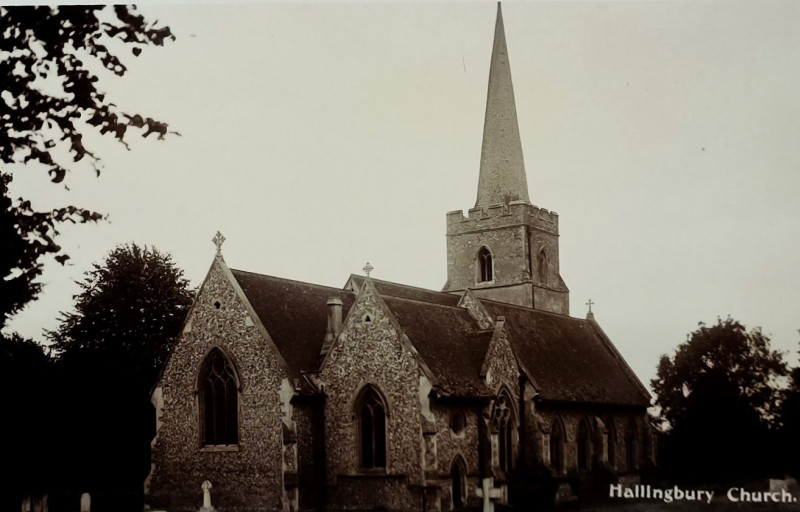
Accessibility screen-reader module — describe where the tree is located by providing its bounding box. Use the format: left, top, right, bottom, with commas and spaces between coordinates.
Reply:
0, 6, 175, 327
779, 338, 800, 477
0, 333, 53, 508
651, 317, 788, 481
45, 244, 192, 509
49, 243, 193, 388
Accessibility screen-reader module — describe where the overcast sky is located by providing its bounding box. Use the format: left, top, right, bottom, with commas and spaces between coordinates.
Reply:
5, 0, 800, 389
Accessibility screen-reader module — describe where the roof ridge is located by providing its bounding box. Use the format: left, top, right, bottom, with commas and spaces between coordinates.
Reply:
230, 268, 353, 296
381, 293, 470, 312
350, 273, 458, 299
479, 296, 582, 321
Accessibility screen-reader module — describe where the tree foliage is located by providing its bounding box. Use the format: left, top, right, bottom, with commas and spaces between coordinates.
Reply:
0, 333, 53, 507
652, 317, 788, 481
42, 244, 192, 509
0, 5, 175, 327
779, 339, 800, 477
653, 317, 787, 429
48, 243, 193, 389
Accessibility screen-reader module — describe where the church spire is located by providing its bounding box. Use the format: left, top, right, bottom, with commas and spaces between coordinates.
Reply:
475, 2, 530, 209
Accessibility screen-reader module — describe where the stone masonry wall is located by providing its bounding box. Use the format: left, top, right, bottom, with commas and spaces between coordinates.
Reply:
535, 409, 646, 476
147, 258, 288, 512
319, 282, 424, 510
446, 224, 529, 293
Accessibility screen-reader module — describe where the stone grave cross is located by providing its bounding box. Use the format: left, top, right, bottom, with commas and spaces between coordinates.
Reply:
200, 480, 216, 512
475, 477, 505, 512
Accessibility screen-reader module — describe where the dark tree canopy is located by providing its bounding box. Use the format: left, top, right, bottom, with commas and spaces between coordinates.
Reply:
652, 317, 787, 429
651, 317, 788, 481
779, 340, 800, 477
48, 243, 193, 389
0, 333, 53, 507
0, 5, 175, 327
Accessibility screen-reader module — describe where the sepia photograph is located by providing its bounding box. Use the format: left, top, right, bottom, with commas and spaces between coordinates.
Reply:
2, 1, 799, 511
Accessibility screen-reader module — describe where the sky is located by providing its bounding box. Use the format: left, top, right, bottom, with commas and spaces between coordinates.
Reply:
5, 0, 800, 391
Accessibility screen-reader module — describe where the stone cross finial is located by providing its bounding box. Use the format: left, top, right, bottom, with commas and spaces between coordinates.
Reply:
212, 231, 226, 256
586, 299, 594, 313
586, 299, 595, 320
363, 262, 374, 277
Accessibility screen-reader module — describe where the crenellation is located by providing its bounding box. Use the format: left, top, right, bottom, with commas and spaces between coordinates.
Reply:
446, 203, 559, 236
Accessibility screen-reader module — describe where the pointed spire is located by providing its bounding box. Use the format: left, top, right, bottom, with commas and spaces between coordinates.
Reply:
475, 2, 530, 208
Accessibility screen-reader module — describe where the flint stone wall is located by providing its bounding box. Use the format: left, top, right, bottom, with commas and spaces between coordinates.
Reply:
147, 259, 287, 511
320, 284, 424, 509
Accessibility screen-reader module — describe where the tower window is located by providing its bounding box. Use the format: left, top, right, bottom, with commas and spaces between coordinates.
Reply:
198, 347, 239, 446
477, 247, 493, 283
537, 248, 547, 284
356, 385, 387, 469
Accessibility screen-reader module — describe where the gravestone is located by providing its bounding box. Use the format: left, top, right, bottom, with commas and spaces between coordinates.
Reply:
21, 496, 31, 512
80, 493, 90, 512
475, 477, 505, 512
200, 480, 216, 512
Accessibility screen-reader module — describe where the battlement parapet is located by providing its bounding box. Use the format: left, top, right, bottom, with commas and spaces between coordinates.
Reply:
446, 201, 558, 235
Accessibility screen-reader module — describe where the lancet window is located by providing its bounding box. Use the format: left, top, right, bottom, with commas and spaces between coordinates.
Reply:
198, 347, 239, 446
356, 385, 387, 469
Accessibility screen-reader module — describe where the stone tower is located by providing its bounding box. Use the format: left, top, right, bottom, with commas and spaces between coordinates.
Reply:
443, 3, 569, 315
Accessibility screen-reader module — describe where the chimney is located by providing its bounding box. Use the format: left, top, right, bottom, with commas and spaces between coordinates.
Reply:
323, 297, 343, 347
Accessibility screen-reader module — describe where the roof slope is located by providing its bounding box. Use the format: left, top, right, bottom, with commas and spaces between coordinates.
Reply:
382, 296, 492, 396
231, 269, 355, 381
482, 300, 650, 406
348, 274, 460, 307
231, 269, 647, 406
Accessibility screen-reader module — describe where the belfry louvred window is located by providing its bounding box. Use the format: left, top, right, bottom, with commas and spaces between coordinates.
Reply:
477, 247, 493, 283
357, 386, 387, 469
199, 348, 239, 446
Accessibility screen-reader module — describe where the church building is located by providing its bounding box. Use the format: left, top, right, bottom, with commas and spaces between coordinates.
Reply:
146, 5, 652, 511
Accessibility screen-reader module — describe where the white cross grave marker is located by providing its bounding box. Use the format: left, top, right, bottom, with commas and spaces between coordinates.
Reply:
475, 477, 506, 512
79, 493, 90, 512
200, 480, 216, 512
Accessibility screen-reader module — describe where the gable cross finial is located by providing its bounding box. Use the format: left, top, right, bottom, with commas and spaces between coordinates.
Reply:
363, 262, 374, 277
586, 299, 595, 320
212, 231, 226, 256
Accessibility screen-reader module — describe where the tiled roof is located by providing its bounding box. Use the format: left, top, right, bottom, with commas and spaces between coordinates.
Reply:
347, 275, 460, 307
381, 296, 492, 396
231, 269, 355, 385
482, 300, 650, 406
230, 269, 648, 406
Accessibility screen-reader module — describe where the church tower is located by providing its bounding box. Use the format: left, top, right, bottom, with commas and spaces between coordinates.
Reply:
443, 3, 569, 315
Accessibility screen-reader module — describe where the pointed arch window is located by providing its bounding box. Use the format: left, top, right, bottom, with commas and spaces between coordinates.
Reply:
537, 248, 547, 284
492, 390, 515, 472
606, 416, 617, 469
550, 417, 565, 474
577, 417, 592, 472
477, 247, 494, 283
626, 419, 638, 471
451, 456, 467, 509
198, 348, 239, 446
356, 386, 387, 469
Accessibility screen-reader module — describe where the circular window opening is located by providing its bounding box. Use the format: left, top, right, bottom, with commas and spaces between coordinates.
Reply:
450, 412, 466, 435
